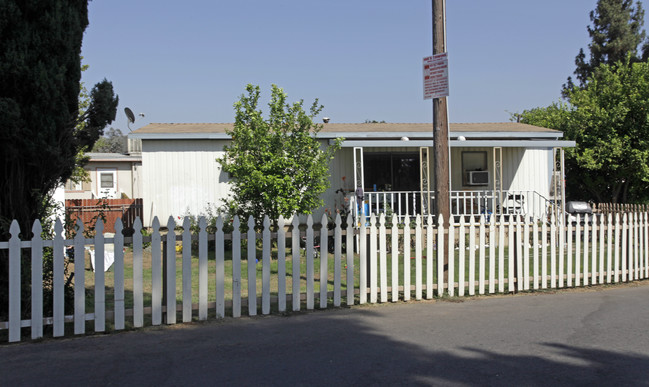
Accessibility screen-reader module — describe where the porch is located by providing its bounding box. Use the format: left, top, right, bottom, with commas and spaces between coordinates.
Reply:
350, 189, 555, 223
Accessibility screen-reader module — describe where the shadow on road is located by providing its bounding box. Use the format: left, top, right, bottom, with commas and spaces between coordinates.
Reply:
1, 304, 648, 386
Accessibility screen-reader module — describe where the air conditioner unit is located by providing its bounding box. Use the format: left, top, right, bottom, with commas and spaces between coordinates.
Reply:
466, 170, 489, 185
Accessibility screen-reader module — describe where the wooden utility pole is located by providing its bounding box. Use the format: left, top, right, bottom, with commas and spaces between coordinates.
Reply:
432, 0, 451, 272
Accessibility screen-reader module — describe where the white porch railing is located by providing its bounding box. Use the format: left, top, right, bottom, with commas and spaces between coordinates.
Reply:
354, 190, 555, 223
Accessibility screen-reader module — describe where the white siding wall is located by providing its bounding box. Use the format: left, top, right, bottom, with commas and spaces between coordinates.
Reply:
450, 147, 552, 197
142, 140, 231, 226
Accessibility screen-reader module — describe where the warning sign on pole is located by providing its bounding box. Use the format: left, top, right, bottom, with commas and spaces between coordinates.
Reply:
423, 53, 449, 100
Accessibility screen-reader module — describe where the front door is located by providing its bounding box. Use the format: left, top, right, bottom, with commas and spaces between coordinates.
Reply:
97, 168, 118, 198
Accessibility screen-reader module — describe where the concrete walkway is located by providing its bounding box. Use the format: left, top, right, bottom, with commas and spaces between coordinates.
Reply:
2, 283, 649, 386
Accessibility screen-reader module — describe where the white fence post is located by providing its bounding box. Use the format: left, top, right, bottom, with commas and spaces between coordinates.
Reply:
390, 215, 399, 302
198, 216, 207, 321
346, 213, 355, 306
151, 217, 162, 325
458, 216, 466, 297
278, 216, 287, 312
214, 216, 225, 318
447, 215, 455, 297
166, 217, 177, 324
32, 220, 44, 339
247, 216, 257, 316
403, 215, 411, 301
437, 215, 445, 298
320, 214, 328, 309
359, 214, 367, 304
93, 219, 105, 333
232, 216, 242, 318
8, 220, 21, 343
114, 219, 125, 330
415, 215, 422, 300
263, 216, 271, 315
306, 215, 315, 309
379, 213, 387, 303
334, 214, 342, 307
133, 217, 143, 327
291, 216, 300, 311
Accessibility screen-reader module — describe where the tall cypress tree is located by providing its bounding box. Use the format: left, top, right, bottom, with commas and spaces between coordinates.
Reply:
569, 0, 649, 87
0, 1, 118, 319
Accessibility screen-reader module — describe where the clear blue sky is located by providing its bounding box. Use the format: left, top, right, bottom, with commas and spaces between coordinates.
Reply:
81, 0, 649, 132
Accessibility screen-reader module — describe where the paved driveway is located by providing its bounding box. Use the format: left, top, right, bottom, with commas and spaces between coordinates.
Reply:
2, 283, 648, 386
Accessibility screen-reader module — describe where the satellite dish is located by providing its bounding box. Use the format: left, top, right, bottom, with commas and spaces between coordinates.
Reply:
124, 107, 135, 131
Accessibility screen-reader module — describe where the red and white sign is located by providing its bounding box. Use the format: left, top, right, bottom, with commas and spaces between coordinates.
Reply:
423, 53, 449, 100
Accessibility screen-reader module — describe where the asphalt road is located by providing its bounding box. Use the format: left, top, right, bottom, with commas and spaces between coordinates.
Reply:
2, 283, 649, 386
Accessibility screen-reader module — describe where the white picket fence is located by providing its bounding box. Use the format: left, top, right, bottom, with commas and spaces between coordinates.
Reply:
1, 211, 648, 343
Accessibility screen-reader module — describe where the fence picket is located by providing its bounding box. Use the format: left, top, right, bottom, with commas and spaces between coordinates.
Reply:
403, 215, 411, 301
447, 216, 455, 297
320, 213, 328, 309
232, 216, 242, 317
583, 216, 590, 286
533, 218, 540, 289
550, 214, 556, 289
488, 216, 495, 294
478, 214, 480, 294
93, 219, 105, 333
334, 214, 342, 307
558, 216, 564, 289
599, 215, 605, 284
591, 215, 597, 285
633, 212, 640, 280
346, 214, 354, 306
508, 216, 515, 293
541, 219, 548, 289
198, 217, 207, 320
516, 216, 523, 292
151, 217, 162, 325
166, 217, 177, 324
306, 215, 315, 309
182, 217, 192, 323
621, 214, 627, 282
215, 216, 225, 317
370, 214, 378, 303
278, 216, 287, 312
390, 216, 399, 302
292, 216, 300, 311
605, 214, 612, 283
263, 216, 271, 315
133, 218, 143, 327
566, 218, 573, 287
575, 215, 581, 287
32, 220, 44, 339
458, 216, 466, 297
8, 220, 20, 342
415, 215, 422, 300
379, 214, 387, 303
247, 216, 257, 316
523, 216, 530, 290
469, 217, 476, 296
359, 214, 367, 304
498, 215, 505, 293
114, 219, 125, 330
437, 215, 445, 297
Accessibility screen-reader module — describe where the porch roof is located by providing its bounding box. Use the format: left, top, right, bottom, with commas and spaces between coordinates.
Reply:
130, 122, 568, 142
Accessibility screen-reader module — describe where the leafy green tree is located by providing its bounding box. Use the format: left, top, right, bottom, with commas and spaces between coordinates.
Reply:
568, 0, 649, 88
218, 84, 341, 228
520, 58, 649, 203
92, 127, 128, 153
0, 1, 118, 319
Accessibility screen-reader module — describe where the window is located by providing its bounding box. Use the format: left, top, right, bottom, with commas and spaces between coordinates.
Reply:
363, 152, 420, 191
462, 151, 488, 186
100, 173, 115, 188
65, 179, 82, 191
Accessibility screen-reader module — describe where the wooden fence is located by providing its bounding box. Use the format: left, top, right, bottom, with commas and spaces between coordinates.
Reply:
1, 211, 648, 343
65, 198, 143, 234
